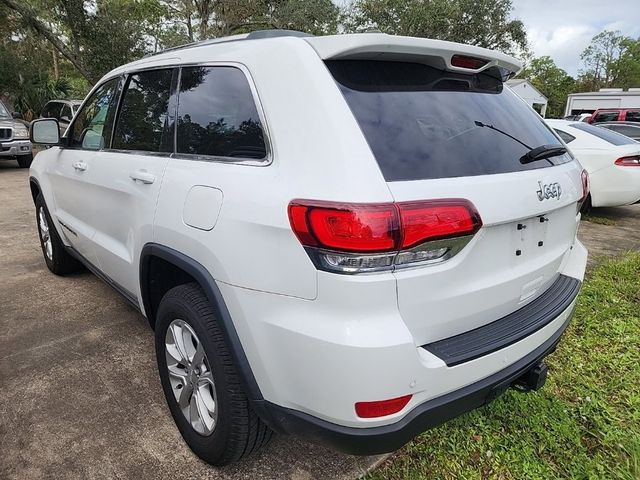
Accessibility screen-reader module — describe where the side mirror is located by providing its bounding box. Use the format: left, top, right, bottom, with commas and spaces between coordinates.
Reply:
30, 118, 61, 145
12, 112, 23, 120
60, 115, 71, 123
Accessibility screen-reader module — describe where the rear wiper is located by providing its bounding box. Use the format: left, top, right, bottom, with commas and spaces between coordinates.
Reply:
519, 144, 567, 165
473, 121, 567, 165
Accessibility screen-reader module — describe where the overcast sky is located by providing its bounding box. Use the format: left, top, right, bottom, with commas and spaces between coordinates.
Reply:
511, 0, 640, 77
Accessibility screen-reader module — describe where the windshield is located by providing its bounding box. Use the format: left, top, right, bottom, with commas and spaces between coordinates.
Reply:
326, 60, 570, 181
570, 122, 638, 146
0, 102, 10, 118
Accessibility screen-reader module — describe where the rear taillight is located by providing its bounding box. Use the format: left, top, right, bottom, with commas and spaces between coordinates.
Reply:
615, 155, 640, 167
355, 395, 412, 418
288, 199, 482, 274
450, 54, 489, 70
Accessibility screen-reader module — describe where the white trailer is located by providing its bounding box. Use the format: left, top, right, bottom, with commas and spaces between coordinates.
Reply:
565, 88, 640, 116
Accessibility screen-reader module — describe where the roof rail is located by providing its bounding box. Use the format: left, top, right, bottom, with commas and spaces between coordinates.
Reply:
146, 29, 312, 58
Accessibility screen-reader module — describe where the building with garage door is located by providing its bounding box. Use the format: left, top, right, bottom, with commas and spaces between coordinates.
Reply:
564, 88, 640, 116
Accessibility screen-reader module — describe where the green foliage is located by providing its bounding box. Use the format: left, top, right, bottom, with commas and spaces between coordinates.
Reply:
343, 0, 527, 55
520, 56, 575, 118
367, 252, 640, 480
578, 30, 640, 91
14, 77, 71, 120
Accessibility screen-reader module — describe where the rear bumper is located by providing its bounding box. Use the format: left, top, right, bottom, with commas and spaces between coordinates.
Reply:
0, 139, 32, 157
255, 309, 574, 455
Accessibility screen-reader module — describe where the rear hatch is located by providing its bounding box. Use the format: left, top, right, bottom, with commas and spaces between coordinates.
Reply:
318, 38, 584, 345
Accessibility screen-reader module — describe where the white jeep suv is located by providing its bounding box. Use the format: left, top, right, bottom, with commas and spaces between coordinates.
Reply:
29, 31, 589, 466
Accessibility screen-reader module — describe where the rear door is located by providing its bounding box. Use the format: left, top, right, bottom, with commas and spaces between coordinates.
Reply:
88, 67, 175, 297
327, 59, 584, 344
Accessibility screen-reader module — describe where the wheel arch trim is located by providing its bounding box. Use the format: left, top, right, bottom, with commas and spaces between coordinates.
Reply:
140, 243, 264, 401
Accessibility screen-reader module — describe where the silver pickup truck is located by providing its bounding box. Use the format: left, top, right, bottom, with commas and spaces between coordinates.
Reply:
0, 100, 33, 168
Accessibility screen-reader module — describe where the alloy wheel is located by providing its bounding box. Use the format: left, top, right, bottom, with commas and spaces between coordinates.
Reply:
165, 319, 218, 436
38, 207, 53, 261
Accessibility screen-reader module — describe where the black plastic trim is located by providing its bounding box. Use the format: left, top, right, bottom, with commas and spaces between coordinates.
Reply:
259, 308, 576, 456
65, 246, 140, 310
422, 274, 581, 366
139, 243, 263, 401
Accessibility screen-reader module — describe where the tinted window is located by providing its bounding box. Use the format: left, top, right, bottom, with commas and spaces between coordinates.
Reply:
616, 125, 640, 138
555, 129, 575, 144
326, 60, 569, 181
625, 110, 640, 122
60, 104, 72, 122
571, 122, 638, 145
176, 66, 266, 159
43, 102, 61, 119
593, 111, 619, 123
70, 79, 119, 150
113, 69, 173, 152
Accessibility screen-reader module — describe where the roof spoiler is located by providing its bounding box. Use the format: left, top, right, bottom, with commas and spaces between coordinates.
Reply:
305, 34, 522, 80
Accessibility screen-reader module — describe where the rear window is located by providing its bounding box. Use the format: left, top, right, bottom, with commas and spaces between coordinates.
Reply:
326, 60, 569, 181
570, 123, 638, 145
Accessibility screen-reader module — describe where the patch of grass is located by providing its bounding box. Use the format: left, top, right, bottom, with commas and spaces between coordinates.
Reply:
367, 253, 640, 480
582, 214, 617, 226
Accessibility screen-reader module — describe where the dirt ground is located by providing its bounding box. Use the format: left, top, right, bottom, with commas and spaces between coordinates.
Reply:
1, 159, 638, 480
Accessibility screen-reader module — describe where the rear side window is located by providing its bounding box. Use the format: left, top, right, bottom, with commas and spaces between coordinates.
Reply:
326, 60, 569, 181
593, 111, 619, 123
625, 110, 640, 122
113, 69, 174, 153
555, 129, 575, 144
570, 122, 637, 145
176, 66, 266, 160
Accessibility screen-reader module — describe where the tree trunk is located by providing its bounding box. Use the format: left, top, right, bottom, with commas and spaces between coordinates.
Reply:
52, 48, 59, 80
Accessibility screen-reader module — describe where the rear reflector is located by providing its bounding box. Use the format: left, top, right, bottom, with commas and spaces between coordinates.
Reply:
615, 155, 640, 167
288, 199, 482, 273
355, 395, 412, 418
451, 54, 489, 70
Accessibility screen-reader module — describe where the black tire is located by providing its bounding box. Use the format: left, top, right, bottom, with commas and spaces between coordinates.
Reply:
17, 154, 33, 168
155, 283, 273, 466
35, 194, 83, 275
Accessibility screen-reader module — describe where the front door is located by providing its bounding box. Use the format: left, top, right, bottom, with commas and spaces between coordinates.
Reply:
46, 78, 121, 266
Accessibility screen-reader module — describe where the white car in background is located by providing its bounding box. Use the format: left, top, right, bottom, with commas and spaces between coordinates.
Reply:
547, 120, 640, 210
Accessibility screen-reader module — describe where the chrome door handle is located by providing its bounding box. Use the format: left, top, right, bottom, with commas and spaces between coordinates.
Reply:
129, 170, 155, 184
72, 161, 87, 171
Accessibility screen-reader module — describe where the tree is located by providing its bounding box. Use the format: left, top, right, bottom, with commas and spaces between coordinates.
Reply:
343, 0, 527, 54
161, 0, 339, 41
1, 0, 341, 84
577, 30, 640, 91
519, 56, 575, 118
1, 0, 168, 83
615, 36, 640, 90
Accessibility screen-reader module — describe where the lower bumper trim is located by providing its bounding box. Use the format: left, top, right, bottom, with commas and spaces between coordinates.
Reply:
253, 309, 574, 455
